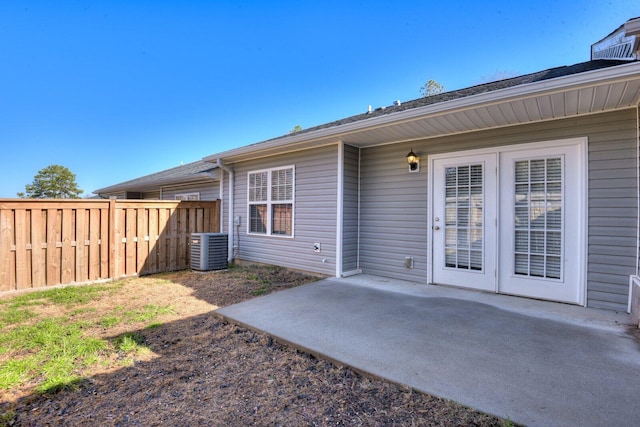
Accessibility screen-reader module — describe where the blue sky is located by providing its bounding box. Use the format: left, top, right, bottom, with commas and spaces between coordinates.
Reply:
1, 1, 638, 197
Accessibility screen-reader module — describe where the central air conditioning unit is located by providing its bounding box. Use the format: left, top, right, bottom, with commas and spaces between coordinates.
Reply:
190, 232, 228, 271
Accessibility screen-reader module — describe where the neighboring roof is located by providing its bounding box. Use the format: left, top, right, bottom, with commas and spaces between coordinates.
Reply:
95, 160, 218, 194
205, 57, 640, 164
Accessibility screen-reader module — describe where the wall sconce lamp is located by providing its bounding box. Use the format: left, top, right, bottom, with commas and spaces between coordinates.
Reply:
406, 149, 420, 172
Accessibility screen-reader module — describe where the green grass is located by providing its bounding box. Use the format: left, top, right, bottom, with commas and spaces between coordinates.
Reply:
114, 332, 147, 353
0, 317, 108, 393
0, 409, 16, 427
97, 304, 174, 328
0, 283, 117, 309
252, 284, 270, 296
145, 322, 163, 330
125, 304, 174, 323
0, 281, 170, 395
99, 315, 121, 328
0, 305, 36, 328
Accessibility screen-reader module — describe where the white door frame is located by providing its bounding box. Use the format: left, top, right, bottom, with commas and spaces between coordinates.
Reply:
428, 137, 587, 305
431, 154, 498, 291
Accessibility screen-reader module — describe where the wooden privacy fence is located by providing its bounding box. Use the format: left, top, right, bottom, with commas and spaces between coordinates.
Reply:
0, 199, 220, 292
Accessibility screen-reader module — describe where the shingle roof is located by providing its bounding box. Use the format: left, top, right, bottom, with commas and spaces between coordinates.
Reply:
282, 60, 630, 139
95, 159, 218, 194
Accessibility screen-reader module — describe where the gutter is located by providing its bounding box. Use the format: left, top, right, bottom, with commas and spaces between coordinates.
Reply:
216, 159, 234, 263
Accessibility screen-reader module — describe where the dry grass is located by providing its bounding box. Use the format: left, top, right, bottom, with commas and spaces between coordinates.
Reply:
1, 265, 507, 426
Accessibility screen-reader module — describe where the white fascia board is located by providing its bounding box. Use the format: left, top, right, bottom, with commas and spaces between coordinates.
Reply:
203, 62, 640, 163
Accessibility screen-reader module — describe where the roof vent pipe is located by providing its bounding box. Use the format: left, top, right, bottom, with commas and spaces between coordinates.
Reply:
394, 100, 401, 106
367, 105, 372, 114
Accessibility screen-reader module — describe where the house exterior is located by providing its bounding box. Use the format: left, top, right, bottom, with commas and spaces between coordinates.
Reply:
95, 160, 219, 200
99, 18, 640, 314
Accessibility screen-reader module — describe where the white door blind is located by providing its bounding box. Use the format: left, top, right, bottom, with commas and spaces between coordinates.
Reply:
514, 158, 562, 279
444, 164, 484, 271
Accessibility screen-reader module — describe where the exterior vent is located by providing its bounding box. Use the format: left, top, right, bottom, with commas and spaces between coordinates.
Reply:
190, 232, 228, 271
591, 17, 640, 61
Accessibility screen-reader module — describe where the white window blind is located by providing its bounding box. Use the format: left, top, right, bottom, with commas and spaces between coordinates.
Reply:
444, 164, 484, 271
248, 166, 294, 236
514, 158, 562, 279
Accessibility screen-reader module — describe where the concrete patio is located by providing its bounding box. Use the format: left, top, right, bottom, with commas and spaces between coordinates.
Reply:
216, 275, 639, 427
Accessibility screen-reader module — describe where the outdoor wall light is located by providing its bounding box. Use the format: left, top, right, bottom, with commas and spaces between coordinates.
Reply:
406, 149, 419, 172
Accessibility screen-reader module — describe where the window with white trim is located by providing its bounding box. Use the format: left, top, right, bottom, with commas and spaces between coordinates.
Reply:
248, 166, 294, 236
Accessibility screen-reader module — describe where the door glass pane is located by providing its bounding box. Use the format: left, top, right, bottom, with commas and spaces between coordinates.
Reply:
444, 163, 483, 271
513, 158, 563, 280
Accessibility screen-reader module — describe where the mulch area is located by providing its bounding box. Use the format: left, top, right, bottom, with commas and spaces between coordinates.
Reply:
1, 266, 506, 426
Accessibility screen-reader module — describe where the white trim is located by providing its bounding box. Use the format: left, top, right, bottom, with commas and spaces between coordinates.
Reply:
357, 147, 362, 272
634, 105, 640, 313
430, 154, 498, 291
246, 165, 295, 238
336, 142, 344, 277
629, 275, 637, 314
428, 137, 587, 305
219, 174, 224, 233
341, 269, 362, 277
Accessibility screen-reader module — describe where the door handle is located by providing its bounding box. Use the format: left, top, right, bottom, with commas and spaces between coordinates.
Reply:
433, 226, 440, 230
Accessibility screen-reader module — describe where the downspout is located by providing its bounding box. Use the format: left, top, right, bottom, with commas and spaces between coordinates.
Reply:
216, 159, 234, 263
336, 142, 344, 277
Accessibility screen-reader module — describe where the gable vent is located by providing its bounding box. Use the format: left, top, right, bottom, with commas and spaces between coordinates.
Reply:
591, 17, 640, 61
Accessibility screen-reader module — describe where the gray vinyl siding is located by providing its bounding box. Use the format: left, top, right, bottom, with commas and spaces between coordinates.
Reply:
359, 144, 428, 282
161, 181, 219, 200
142, 191, 161, 199
342, 144, 359, 272
219, 170, 231, 253
359, 109, 638, 310
231, 144, 338, 275
586, 109, 638, 310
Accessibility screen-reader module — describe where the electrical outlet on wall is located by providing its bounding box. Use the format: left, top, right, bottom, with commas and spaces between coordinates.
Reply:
313, 242, 321, 253
405, 257, 414, 269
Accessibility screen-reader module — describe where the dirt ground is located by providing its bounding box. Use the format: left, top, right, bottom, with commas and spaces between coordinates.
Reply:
1, 265, 506, 426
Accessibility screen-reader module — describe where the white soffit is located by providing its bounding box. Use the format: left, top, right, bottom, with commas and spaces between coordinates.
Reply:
343, 74, 640, 146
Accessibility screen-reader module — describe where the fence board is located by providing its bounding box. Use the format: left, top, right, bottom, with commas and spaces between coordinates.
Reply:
158, 208, 168, 272
76, 208, 87, 283
15, 209, 28, 290
125, 208, 136, 277
0, 199, 219, 292
31, 209, 45, 287
46, 209, 60, 286
61, 209, 74, 284
147, 208, 159, 274
169, 207, 178, 271
88, 209, 100, 281
100, 206, 109, 279
0, 210, 13, 291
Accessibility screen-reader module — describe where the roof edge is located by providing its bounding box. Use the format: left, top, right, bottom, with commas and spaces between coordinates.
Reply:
95, 170, 218, 194
204, 60, 640, 164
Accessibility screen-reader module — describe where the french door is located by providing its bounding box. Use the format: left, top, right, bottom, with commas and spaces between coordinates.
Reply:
431, 140, 585, 304
432, 154, 497, 292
